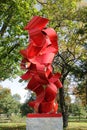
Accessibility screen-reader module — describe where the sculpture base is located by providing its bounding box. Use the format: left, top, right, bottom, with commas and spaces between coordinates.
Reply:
26, 113, 63, 130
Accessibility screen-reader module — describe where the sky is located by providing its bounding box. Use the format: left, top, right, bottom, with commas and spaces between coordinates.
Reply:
0, 77, 28, 103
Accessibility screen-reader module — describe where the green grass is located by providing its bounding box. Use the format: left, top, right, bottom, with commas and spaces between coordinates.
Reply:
0, 123, 26, 130
65, 122, 87, 130
0, 122, 87, 130
68, 116, 87, 122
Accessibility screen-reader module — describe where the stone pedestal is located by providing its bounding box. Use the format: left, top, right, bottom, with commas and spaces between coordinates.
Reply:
26, 113, 63, 130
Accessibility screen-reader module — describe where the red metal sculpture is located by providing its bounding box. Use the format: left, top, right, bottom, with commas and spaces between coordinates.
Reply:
20, 16, 62, 114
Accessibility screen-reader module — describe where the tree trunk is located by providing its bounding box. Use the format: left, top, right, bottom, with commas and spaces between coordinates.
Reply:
59, 87, 68, 128
58, 70, 70, 128
85, 78, 87, 119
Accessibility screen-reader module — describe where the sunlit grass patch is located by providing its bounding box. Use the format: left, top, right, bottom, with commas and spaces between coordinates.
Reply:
66, 122, 87, 130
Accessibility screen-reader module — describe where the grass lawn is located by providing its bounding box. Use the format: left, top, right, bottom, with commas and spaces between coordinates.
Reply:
65, 122, 87, 130
0, 123, 26, 130
0, 122, 87, 130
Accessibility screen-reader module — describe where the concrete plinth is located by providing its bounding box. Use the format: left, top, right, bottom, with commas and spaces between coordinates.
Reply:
26, 113, 63, 130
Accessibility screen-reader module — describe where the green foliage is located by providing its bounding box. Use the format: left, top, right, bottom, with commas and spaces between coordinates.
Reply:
0, 0, 86, 83
0, 86, 11, 99
13, 94, 21, 102
20, 102, 33, 116
0, 86, 21, 115
10, 114, 26, 123
69, 103, 82, 116
73, 81, 87, 106
68, 103, 87, 123
0, 0, 38, 80
20, 93, 35, 116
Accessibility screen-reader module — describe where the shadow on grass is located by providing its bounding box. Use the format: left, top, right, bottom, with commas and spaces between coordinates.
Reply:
0, 126, 26, 130
0, 123, 26, 130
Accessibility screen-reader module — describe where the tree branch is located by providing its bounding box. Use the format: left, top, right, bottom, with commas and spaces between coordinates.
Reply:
0, 42, 20, 59
36, 0, 47, 4
0, 5, 14, 37
8, 42, 20, 55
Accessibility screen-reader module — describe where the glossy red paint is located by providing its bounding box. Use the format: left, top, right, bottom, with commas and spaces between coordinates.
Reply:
20, 16, 62, 114
27, 113, 62, 118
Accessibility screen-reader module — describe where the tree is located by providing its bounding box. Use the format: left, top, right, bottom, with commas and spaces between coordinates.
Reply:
68, 103, 82, 121
0, 85, 11, 113
0, 85, 11, 99
36, 0, 82, 127
73, 80, 87, 107
0, 86, 20, 116
35, 0, 87, 127
13, 94, 21, 102
72, 5, 87, 108
0, 0, 38, 80
20, 92, 34, 116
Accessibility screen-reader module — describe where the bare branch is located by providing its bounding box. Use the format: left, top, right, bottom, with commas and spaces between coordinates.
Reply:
36, 0, 47, 4
67, 48, 75, 59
